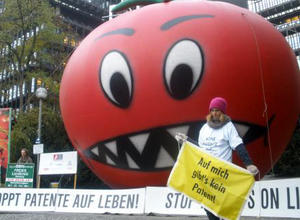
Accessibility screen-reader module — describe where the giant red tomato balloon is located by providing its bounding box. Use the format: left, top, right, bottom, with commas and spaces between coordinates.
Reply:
60, 0, 300, 188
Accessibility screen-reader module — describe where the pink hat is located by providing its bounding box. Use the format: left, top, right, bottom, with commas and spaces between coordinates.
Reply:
209, 97, 227, 113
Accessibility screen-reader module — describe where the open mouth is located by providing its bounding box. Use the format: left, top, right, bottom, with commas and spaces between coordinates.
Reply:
84, 118, 273, 171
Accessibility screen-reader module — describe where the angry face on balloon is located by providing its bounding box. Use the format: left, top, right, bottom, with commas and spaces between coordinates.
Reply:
60, 1, 300, 188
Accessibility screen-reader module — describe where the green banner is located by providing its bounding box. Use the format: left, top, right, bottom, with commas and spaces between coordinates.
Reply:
5, 163, 34, 188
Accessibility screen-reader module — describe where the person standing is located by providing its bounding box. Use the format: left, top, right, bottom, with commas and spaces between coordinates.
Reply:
17, 148, 33, 164
176, 97, 258, 220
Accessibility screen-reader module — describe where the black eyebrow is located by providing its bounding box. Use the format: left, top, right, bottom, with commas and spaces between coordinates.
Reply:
161, 14, 214, 31
95, 28, 135, 41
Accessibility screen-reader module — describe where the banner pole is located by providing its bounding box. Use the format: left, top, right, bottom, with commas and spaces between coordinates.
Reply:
37, 154, 40, 188
37, 175, 41, 188
74, 174, 77, 189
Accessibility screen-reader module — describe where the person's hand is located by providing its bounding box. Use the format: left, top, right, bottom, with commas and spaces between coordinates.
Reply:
246, 164, 259, 175
175, 133, 188, 142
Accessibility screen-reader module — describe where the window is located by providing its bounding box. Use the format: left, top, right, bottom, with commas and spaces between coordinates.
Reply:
31, 78, 36, 93
286, 33, 300, 50
0, 91, 2, 103
249, 0, 293, 13
13, 86, 16, 99
22, 82, 26, 95
9, 88, 12, 101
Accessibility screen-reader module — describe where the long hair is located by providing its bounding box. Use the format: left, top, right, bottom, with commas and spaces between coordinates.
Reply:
206, 112, 226, 123
21, 148, 29, 156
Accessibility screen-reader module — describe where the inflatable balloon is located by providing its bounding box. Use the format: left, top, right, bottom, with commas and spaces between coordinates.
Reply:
60, 0, 300, 188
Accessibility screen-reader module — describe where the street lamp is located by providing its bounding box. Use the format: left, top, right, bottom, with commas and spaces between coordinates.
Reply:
36, 87, 47, 143
35, 87, 47, 188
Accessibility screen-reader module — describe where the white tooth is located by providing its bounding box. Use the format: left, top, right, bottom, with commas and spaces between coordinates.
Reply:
126, 153, 140, 169
106, 141, 117, 155
106, 155, 116, 166
155, 146, 175, 168
234, 123, 249, 138
91, 147, 99, 156
167, 125, 189, 138
129, 133, 149, 154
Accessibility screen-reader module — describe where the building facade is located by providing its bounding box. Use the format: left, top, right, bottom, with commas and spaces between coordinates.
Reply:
248, 0, 300, 66
49, 0, 109, 35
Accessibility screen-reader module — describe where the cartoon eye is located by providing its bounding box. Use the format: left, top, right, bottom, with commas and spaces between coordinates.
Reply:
164, 39, 204, 99
99, 51, 133, 108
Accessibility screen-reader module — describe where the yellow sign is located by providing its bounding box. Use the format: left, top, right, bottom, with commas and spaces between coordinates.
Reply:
167, 141, 255, 220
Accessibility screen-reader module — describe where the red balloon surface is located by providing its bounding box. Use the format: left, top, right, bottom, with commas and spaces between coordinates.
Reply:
60, 1, 300, 188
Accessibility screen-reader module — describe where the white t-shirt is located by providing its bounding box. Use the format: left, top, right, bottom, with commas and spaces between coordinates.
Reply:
198, 121, 243, 162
